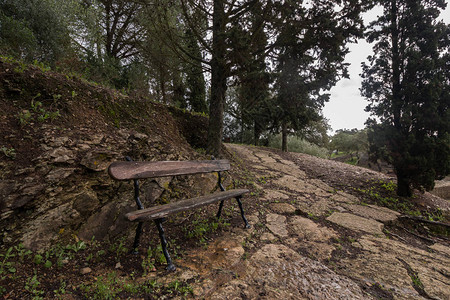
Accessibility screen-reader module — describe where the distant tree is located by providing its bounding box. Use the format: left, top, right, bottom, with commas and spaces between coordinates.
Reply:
361, 0, 450, 196
231, 1, 272, 146
184, 29, 207, 113
272, 1, 365, 152
330, 129, 368, 158
0, 0, 73, 64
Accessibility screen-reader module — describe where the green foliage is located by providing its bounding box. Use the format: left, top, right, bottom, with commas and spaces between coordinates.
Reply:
184, 218, 227, 246
0, 146, 16, 159
329, 129, 368, 155
17, 94, 61, 126
109, 238, 128, 261
268, 134, 328, 158
362, 0, 450, 196
25, 272, 44, 299
80, 272, 123, 300
167, 280, 194, 297
0, 0, 74, 64
354, 180, 419, 214
53, 280, 68, 298
0, 247, 17, 278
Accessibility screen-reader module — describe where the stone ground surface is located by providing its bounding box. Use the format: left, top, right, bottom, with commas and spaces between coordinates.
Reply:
161, 144, 450, 300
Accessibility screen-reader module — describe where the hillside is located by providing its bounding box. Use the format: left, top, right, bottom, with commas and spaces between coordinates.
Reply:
0, 57, 211, 250
0, 59, 449, 299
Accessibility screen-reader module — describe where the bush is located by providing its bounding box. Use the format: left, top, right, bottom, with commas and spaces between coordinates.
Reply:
268, 134, 328, 158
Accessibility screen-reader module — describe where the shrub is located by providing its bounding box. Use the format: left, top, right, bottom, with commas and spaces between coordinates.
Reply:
268, 134, 328, 158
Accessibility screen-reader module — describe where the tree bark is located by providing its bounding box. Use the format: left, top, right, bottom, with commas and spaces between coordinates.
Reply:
281, 121, 288, 152
207, 0, 227, 157
396, 169, 412, 197
253, 121, 260, 146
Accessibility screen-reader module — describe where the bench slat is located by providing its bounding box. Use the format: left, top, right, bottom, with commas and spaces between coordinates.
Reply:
125, 189, 249, 222
108, 159, 230, 181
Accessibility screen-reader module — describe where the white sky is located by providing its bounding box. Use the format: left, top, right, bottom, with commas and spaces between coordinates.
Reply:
323, 4, 450, 134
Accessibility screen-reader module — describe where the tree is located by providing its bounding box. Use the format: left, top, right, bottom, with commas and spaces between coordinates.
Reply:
171, 0, 274, 156
329, 128, 368, 158
231, 1, 272, 146
361, 0, 450, 196
0, 0, 74, 64
272, 0, 365, 152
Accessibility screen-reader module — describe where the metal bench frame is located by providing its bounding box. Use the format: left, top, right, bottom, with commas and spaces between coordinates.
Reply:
109, 156, 250, 272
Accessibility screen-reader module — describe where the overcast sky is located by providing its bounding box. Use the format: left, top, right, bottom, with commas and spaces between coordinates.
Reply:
323, 4, 450, 134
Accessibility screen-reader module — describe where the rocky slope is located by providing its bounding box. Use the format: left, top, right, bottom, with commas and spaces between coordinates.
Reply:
0, 58, 449, 299
0, 58, 209, 250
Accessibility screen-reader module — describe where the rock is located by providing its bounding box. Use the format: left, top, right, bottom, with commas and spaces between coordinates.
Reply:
80, 267, 92, 275
47, 137, 70, 147
21, 203, 78, 250
72, 190, 100, 216
262, 190, 291, 201
269, 202, 296, 214
45, 168, 76, 183
295, 197, 337, 217
78, 200, 132, 241
342, 204, 400, 223
237, 244, 371, 299
49, 147, 75, 163
326, 212, 385, 235
80, 151, 117, 171
287, 216, 338, 261
340, 235, 450, 300
0, 180, 16, 210
290, 216, 337, 242
131, 132, 148, 140
260, 232, 277, 242
330, 192, 360, 204
274, 175, 330, 197
266, 213, 289, 237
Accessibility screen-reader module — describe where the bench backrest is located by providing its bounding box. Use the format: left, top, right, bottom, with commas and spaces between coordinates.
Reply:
108, 159, 230, 181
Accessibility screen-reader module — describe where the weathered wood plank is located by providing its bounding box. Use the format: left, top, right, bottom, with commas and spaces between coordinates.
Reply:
125, 189, 249, 222
108, 159, 230, 181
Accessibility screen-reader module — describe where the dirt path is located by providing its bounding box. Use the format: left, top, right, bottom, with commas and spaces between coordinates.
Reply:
164, 144, 449, 299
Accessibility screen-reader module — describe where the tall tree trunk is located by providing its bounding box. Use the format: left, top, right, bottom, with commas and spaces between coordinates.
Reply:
281, 121, 288, 152
207, 0, 227, 157
391, 0, 401, 130
396, 169, 412, 197
254, 121, 260, 146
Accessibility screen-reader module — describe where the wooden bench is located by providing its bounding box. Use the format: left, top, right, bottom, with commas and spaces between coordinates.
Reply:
108, 157, 250, 271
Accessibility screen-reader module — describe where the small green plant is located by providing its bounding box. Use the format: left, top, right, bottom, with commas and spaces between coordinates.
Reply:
0, 146, 16, 159
184, 218, 222, 245
112, 238, 128, 260
25, 272, 44, 299
13, 60, 27, 73
65, 240, 86, 253
18, 94, 60, 126
80, 272, 122, 300
410, 272, 424, 290
32, 60, 51, 72
0, 247, 17, 278
141, 247, 156, 275
167, 280, 194, 296
53, 280, 68, 298
18, 109, 33, 126
14, 243, 32, 262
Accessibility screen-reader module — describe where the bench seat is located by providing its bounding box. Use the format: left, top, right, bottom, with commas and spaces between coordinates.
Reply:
126, 189, 249, 222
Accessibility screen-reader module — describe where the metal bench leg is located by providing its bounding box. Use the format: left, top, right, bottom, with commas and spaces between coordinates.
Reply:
236, 196, 251, 229
154, 218, 176, 272
216, 200, 225, 219
131, 222, 143, 254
